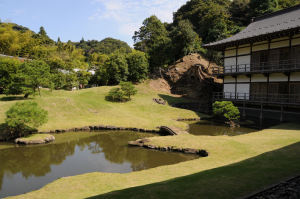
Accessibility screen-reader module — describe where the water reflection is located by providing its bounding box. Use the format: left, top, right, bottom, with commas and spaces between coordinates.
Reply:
188, 120, 255, 136
0, 131, 196, 198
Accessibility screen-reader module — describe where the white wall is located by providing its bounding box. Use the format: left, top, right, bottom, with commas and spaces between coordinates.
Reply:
252, 74, 267, 82
237, 75, 250, 83
292, 37, 300, 46
224, 76, 235, 83
269, 73, 288, 82
224, 84, 235, 99
290, 72, 300, 81
238, 46, 250, 55
253, 41, 268, 52
270, 40, 289, 49
224, 57, 236, 73
225, 48, 236, 57
237, 55, 251, 72
237, 84, 250, 100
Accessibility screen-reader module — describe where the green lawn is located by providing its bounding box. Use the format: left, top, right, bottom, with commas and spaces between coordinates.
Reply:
7, 123, 300, 199
0, 82, 201, 132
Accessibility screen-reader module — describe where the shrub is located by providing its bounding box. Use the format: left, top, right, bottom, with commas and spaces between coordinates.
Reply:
107, 88, 126, 102
106, 82, 137, 102
213, 101, 240, 122
120, 81, 137, 100
5, 101, 48, 138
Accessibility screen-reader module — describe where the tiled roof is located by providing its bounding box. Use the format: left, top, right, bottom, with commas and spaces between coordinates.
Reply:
204, 4, 300, 49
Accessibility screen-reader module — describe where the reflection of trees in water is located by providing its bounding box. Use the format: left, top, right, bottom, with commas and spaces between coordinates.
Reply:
0, 132, 196, 190
88, 132, 196, 171
0, 140, 78, 190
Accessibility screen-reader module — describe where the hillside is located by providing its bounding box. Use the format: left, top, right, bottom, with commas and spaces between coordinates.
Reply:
74, 37, 132, 56
0, 83, 201, 133
150, 53, 222, 112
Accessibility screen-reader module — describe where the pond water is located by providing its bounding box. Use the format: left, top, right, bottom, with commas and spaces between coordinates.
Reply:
188, 120, 256, 136
0, 131, 196, 198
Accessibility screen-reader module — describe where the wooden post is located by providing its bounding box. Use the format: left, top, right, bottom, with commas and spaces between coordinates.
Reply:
243, 101, 246, 119
260, 104, 263, 129
280, 105, 284, 122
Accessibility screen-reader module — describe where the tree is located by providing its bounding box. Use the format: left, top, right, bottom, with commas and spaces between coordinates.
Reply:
230, 0, 251, 26
133, 15, 172, 72
5, 101, 48, 136
106, 82, 137, 102
105, 53, 129, 85
249, 0, 279, 17
119, 81, 137, 100
0, 57, 23, 95
20, 60, 52, 97
213, 101, 240, 122
170, 19, 204, 60
173, 0, 235, 44
126, 50, 149, 82
75, 37, 132, 57
76, 70, 91, 89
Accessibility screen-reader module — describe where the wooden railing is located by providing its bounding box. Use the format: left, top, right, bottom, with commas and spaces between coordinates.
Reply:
213, 92, 300, 105
212, 59, 300, 75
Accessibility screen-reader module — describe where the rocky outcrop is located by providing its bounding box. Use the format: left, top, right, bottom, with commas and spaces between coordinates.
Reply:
128, 138, 208, 157
15, 134, 55, 145
162, 53, 222, 112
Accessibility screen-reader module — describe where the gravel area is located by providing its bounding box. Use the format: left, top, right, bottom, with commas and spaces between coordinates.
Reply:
245, 176, 300, 199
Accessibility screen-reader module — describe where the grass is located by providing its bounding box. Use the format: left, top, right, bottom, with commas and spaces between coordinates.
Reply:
0, 82, 201, 132
6, 123, 300, 199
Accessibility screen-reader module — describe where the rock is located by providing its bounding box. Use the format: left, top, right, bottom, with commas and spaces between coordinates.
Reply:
198, 150, 208, 157
15, 134, 55, 145
183, 148, 198, 154
153, 98, 166, 105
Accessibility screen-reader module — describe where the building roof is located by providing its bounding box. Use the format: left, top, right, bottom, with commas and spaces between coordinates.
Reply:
204, 4, 300, 50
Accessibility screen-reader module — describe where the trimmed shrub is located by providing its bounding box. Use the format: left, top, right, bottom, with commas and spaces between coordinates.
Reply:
106, 82, 137, 102
213, 101, 240, 122
5, 101, 48, 138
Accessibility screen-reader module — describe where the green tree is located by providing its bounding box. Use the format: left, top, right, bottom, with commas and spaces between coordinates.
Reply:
0, 57, 23, 95
126, 50, 149, 82
133, 15, 172, 72
230, 0, 251, 26
76, 70, 91, 89
106, 82, 137, 102
249, 0, 279, 17
120, 81, 137, 100
213, 101, 240, 122
20, 60, 52, 97
173, 0, 234, 44
5, 101, 48, 136
170, 19, 204, 60
105, 53, 129, 85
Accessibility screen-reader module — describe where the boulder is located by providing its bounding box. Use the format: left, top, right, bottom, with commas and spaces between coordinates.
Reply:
15, 134, 55, 145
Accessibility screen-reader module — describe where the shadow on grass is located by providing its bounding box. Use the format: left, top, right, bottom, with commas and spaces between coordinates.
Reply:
158, 94, 204, 117
87, 142, 300, 199
0, 96, 26, 101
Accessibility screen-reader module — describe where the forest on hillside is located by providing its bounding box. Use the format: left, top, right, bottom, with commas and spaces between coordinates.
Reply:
0, 0, 299, 97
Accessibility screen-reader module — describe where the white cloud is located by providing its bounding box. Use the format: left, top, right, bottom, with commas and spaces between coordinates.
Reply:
89, 0, 188, 36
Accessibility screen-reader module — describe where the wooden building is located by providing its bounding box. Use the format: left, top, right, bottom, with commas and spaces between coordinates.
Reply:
204, 5, 300, 124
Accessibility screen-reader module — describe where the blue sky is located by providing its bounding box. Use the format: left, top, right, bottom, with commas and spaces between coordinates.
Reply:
0, 0, 187, 46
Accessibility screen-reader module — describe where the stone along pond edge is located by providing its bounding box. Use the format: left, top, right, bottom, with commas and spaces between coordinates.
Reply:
37, 117, 208, 156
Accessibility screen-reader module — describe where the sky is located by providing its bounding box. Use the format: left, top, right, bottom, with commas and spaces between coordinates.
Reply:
0, 0, 188, 46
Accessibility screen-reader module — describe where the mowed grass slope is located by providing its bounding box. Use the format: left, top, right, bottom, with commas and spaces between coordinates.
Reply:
0, 83, 200, 131
7, 124, 300, 199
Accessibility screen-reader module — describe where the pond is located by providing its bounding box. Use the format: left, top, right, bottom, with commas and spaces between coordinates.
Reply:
188, 120, 256, 136
0, 131, 196, 198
